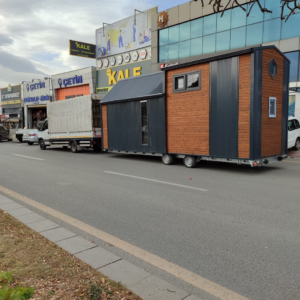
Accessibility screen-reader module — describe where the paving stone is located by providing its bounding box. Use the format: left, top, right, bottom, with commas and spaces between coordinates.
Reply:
0, 198, 14, 205
56, 236, 97, 254
99, 260, 150, 287
8, 208, 33, 217
16, 213, 46, 224
27, 220, 60, 233
0, 203, 24, 211
184, 295, 203, 300
128, 275, 189, 300
76, 247, 121, 269
41, 227, 77, 243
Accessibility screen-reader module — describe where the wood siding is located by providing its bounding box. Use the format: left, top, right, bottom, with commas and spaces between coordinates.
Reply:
238, 54, 251, 159
166, 63, 210, 155
261, 49, 284, 157
102, 105, 108, 149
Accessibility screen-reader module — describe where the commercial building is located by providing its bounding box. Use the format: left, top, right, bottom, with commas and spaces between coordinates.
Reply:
150, 0, 300, 119
95, 7, 157, 96
22, 78, 51, 129
51, 66, 96, 101
0, 84, 23, 128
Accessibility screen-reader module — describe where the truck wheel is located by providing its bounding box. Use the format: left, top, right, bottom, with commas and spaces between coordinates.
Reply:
183, 156, 197, 168
162, 154, 174, 165
294, 138, 300, 151
39, 139, 46, 150
18, 137, 23, 143
71, 141, 78, 153
28, 142, 34, 145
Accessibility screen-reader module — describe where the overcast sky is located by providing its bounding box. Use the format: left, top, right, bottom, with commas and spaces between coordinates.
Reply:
0, 0, 188, 88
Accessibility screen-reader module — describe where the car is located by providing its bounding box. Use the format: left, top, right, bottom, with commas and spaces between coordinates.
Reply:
288, 117, 300, 150
0, 124, 12, 142
27, 130, 38, 145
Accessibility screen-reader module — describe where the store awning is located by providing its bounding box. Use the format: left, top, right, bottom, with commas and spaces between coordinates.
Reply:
101, 72, 164, 104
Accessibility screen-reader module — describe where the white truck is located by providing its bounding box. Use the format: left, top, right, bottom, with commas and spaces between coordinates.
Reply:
38, 95, 102, 152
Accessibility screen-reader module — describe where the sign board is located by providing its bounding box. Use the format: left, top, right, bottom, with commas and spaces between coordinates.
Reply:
157, 11, 169, 29
69, 40, 96, 59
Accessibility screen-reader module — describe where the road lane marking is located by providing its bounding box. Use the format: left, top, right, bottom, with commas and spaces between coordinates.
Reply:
0, 185, 249, 300
12, 154, 44, 161
104, 171, 208, 192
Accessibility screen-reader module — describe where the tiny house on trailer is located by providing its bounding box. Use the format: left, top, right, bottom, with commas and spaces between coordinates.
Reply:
101, 46, 289, 168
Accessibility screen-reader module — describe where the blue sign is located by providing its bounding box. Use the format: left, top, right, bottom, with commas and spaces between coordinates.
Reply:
26, 82, 46, 92
58, 75, 83, 88
24, 95, 50, 103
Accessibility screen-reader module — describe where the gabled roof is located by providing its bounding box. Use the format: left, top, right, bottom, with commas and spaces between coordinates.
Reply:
101, 72, 164, 104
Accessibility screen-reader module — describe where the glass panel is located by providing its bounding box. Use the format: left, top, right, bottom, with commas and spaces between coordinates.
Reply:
175, 76, 185, 89
203, 14, 217, 36
191, 18, 203, 38
179, 40, 191, 59
159, 45, 169, 62
283, 0, 300, 16
217, 10, 231, 32
289, 95, 296, 116
263, 18, 281, 43
203, 34, 216, 54
187, 73, 199, 88
169, 26, 179, 44
284, 51, 299, 82
246, 22, 263, 46
264, 0, 281, 20
216, 30, 230, 52
159, 28, 169, 46
191, 37, 203, 57
231, 4, 247, 29
247, 2, 264, 25
230, 26, 246, 49
169, 43, 179, 61
180, 22, 191, 42
281, 13, 300, 40
141, 102, 148, 145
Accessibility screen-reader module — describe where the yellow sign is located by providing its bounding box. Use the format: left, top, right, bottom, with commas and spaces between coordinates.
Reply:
96, 87, 113, 93
106, 67, 142, 86
2, 99, 21, 105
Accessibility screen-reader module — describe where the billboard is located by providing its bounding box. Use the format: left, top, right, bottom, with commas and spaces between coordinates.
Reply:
96, 8, 155, 58
69, 40, 96, 59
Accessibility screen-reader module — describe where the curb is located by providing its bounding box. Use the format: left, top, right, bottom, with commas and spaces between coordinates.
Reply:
0, 194, 201, 300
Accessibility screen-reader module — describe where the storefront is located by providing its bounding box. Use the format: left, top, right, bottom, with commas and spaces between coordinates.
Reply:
95, 7, 157, 96
52, 67, 96, 101
22, 78, 51, 129
0, 84, 23, 128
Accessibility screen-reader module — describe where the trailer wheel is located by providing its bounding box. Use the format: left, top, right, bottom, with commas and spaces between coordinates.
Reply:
71, 141, 78, 153
162, 154, 174, 165
39, 139, 46, 150
294, 138, 300, 151
183, 156, 197, 168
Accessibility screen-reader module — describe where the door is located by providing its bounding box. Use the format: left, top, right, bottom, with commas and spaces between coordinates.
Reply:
288, 119, 297, 148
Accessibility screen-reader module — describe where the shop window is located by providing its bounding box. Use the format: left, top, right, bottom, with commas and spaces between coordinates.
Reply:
247, 2, 263, 25
204, 14, 217, 36
284, 51, 300, 82
159, 45, 169, 62
173, 71, 201, 93
230, 27, 246, 49
191, 18, 203, 39
179, 40, 190, 59
216, 31, 230, 52
169, 43, 179, 61
264, 0, 282, 20
246, 22, 263, 46
203, 34, 216, 54
141, 101, 148, 145
281, 13, 300, 40
231, 4, 247, 29
180, 22, 191, 42
217, 10, 231, 32
263, 18, 281, 43
159, 28, 169, 46
191, 37, 203, 57
76, 94, 83, 97
269, 97, 277, 118
169, 26, 179, 44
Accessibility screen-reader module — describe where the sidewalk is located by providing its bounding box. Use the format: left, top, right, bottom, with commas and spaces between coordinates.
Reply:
0, 193, 201, 300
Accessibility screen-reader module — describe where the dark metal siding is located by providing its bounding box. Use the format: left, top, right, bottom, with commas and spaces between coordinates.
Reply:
282, 58, 290, 155
250, 50, 262, 160
106, 97, 166, 153
209, 57, 239, 158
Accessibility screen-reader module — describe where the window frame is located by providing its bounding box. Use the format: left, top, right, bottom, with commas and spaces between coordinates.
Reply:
269, 97, 277, 118
140, 100, 149, 146
173, 71, 201, 93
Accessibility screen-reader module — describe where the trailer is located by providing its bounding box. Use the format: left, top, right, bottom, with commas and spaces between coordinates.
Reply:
100, 46, 289, 168
38, 95, 102, 152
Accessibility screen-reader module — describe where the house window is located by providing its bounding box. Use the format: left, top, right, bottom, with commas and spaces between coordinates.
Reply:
173, 71, 201, 93
269, 97, 276, 118
141, 101, 148, 145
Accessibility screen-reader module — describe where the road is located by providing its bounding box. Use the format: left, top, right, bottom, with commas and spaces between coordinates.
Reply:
0, 141, 300, 300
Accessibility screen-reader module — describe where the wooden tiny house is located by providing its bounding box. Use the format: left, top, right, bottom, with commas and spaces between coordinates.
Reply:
101, 46, 289, 168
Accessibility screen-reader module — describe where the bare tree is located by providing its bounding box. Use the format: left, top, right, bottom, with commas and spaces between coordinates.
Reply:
200, 0, 300, 21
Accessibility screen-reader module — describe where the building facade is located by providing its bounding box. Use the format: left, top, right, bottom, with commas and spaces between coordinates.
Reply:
150, 0, 300, 119
95, 7, 157, 96
22, 78, 52, 129
51, 67, 96, 101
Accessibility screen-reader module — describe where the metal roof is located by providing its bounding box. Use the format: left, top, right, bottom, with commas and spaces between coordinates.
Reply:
101, 72, 164, 104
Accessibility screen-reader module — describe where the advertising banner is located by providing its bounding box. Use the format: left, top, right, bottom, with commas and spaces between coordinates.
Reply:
96, 8, 154, 58
69, 40, 96, 59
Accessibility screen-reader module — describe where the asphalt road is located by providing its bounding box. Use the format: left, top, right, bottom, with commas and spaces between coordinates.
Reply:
1, 141, 300, 300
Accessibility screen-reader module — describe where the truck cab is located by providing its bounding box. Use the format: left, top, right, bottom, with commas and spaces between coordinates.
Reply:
37, 119, 49, 150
